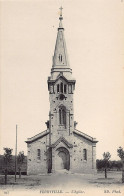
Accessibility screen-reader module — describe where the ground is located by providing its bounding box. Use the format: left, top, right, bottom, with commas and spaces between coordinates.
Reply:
0, 171, 124, 196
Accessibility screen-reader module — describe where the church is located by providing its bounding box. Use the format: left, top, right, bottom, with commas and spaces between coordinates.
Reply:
26, 8, 98, 175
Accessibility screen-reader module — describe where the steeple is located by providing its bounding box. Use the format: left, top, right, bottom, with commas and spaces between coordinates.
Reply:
51, 7, 72, 80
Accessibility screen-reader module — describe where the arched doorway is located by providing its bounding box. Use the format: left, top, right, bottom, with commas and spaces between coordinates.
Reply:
55, 147, 70, 170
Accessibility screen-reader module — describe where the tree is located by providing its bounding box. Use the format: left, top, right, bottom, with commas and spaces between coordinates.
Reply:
117, 147, 124, 183
3, 147, 13, 184
17, 151, 25, 178
96, 159, 106, 170
103, 152, 111, 178
96, 159, 122, 171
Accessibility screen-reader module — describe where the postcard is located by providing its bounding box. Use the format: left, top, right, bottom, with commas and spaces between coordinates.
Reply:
0, 0, 124, 196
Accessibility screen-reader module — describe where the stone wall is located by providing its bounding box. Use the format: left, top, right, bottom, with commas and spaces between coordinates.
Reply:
27, 131, 97, 175
49, 77, 75, 145
27, 134, 49, 175
71, 133, 96, 173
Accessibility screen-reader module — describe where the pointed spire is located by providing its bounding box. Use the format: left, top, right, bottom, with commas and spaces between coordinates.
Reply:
51, 7, 72, 79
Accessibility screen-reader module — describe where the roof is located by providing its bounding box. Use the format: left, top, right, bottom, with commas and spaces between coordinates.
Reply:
25, 129, 98, 144
25, 130, 49, 144
52, 17, 69, 68
74, 129, 98, 143
48, 74, 76, 84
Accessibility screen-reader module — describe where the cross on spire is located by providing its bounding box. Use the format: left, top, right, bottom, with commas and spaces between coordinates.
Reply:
58, 6, 64, 29
59, 6, 63, 17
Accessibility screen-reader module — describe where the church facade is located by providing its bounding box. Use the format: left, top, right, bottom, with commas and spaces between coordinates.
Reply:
26, 9, 98, 175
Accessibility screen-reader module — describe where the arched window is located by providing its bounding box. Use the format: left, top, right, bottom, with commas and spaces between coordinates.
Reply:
62, 109, 65, 124
57, 84, 59, 93
59, 106, 66, 126
59, 109, 61, 123
37, 149, 41, 160
50, 85, 53, 93
60, 82, 63, 93
83, 149, 87, 161
69, 84, 72, 93
64, 84, 67, 94
59, 54, 62, 62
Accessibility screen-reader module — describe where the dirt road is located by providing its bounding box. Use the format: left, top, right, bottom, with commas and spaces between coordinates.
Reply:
0, 171, 123, 196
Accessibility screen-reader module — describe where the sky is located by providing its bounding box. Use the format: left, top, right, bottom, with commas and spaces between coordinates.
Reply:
0, 0, 124, 160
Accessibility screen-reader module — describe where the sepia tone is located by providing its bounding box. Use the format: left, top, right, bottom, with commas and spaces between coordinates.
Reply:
0, 1, 124, 195
26, 8, 98, 175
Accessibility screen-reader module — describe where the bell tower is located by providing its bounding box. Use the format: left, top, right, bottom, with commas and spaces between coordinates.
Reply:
26, 7, 98, 175
47, 7, 76, 146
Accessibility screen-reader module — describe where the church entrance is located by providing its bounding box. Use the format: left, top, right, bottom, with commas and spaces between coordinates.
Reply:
55, 147, 70, 171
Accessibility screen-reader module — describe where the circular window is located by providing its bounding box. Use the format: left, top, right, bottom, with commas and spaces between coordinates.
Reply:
59, 94, 65, 100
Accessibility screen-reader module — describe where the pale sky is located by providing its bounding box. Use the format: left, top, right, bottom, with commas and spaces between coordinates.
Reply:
0, 0, 124, 160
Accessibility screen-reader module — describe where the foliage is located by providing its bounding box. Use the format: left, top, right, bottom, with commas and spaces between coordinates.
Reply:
3, 148, 13, 165
17, 151, 25, 165
103, 152, 111, 168
17, 151, 25, 178
117, 147, 124, 159
103, 152, 111, 161
96, 159, 122, 170
102, 152, 111, 178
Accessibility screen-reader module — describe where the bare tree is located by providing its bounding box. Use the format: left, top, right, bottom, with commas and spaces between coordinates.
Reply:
117, 147, 124, 183
17, 151, 25, 178
103, 152, 111, 178
3, 147, 13, 184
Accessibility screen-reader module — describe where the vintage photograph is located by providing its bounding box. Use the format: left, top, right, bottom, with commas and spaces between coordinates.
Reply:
0, 0, 124, 195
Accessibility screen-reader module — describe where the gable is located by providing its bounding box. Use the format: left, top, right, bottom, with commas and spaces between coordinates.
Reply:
55, 76, 68, 85
73, 129, 98, 144
55, 74, 75, 84
25, 130, 49, 144
48, 74, 76, 85
51, 137, 73, 148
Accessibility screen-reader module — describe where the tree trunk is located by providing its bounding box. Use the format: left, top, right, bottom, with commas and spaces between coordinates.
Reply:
122, 158, 124, 183
5, 169, 7, 185
105, 168, 107, 178
19, 167, 21, 179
